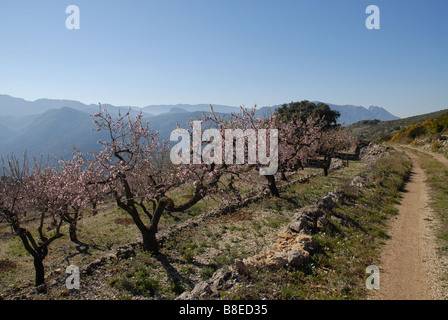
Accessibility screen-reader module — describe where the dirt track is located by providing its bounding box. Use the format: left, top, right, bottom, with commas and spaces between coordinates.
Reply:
370, 148, 448, 300
406, 146, 448, 168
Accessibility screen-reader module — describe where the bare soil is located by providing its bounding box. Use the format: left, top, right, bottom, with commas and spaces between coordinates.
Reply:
370, 148, 447, 300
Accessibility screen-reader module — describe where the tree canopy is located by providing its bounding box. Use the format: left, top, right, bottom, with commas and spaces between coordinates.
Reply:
276, 100, 340, 129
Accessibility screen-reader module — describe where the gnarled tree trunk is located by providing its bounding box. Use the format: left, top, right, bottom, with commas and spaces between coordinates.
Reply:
323, 155, 332, 177
141, 198, 170, 253
33, 256, 46, 287
265, 175, 280, 197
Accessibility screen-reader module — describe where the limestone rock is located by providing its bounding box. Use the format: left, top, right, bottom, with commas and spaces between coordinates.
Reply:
349, 176, 367, 188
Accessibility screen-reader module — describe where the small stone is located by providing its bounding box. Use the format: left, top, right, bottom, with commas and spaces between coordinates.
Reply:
234, 259, 248, 276
350, 176, 367, 188
285, 249, 309, 267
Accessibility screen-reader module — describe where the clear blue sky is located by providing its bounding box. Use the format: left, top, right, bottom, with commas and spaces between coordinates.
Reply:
0, 0, 447, 118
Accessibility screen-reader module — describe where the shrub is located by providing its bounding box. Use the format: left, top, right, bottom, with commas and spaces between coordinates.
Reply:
111, 264, 160, 297
391, 112, 448, 144
432, 141, 442, 151
199, 266, 216, 280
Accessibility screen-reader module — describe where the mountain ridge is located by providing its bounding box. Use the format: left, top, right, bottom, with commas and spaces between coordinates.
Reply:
0, 94, 403, 160
0, 94, 400, 124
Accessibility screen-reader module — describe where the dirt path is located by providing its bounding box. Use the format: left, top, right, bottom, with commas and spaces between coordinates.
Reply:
370, 149, 445, 300
403, 145, 448, 168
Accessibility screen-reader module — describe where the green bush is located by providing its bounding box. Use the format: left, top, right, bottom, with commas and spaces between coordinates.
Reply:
199, 266, 216, 280
391, 112, 448, 143
111, 264, 160, 297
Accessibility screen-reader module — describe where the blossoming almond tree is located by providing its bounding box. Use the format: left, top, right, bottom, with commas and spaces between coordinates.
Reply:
201, 106, 324, 197
196, 107, 281, 197
89, 106, 227, 253
275, 115, 324, 186
57, 154, 103, 243
317, 126, 354, 176
0, 155, 65, 288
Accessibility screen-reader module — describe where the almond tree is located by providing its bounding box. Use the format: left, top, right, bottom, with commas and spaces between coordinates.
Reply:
317, 126, 354, 176
202, 106, 325, 197
58, 154, 103, 243
89, 106, 226, 253
275, 115, 324, 184
0, 155, 64, 288
274, 100, 353, 176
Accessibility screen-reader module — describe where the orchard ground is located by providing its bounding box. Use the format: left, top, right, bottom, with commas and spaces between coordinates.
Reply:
1, 143, 429, 300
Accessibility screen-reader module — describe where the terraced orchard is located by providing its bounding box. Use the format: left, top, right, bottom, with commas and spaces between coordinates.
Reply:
1, 141, 412, 300
1, 103, 425, 301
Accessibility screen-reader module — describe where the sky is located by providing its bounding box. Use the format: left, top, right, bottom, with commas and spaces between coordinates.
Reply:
0, 0, 447, 118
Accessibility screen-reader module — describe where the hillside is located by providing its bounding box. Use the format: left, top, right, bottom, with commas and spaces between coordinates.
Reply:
327, 104, 400, 124
5, 142, 445, 302
1, 108, 108, 160
348, 108, 448, 142
0, 143, 410, 301
0, 107, 214, 160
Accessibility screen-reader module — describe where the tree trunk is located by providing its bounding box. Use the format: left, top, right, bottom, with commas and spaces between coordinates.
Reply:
355, 144, 361, 160
69, 221, 78, 243
142, 228, 159, 253
33, 256, 46, 288
280, 171, 288, 181
140, 198, 170, 253
12, 216, 62, 289
265, 175, 280, 197
91, 202, 98, 216
323, 156, 332, 176
14, 226, 47, 287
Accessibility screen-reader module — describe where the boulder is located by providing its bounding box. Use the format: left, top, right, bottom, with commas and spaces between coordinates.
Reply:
288, 206, 326, 234
176, 265, 242, 300
317, 191, 345, 210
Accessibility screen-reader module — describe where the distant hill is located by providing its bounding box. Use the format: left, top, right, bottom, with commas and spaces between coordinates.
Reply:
0, 94, 400, 124
142, 104, 240, 116
0, 107, 213, 160
166, 107, 188, 114
0, 108, 108, 160
0, 114, 40, 150
348, 108, 448, 141
324, 103, 400, 124
0, 94, 149, 118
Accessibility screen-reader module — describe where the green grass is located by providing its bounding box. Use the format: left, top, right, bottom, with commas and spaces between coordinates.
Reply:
107, 249, 186, 299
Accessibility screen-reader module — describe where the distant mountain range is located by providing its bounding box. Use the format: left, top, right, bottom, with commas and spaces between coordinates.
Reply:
0, 94, 400, 160
322, 103, 400, 124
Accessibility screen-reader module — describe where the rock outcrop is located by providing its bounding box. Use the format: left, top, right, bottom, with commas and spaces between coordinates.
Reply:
359, 142, 390, 163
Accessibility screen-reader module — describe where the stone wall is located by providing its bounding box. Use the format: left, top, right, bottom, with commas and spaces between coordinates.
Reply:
177, 143, 389, 300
